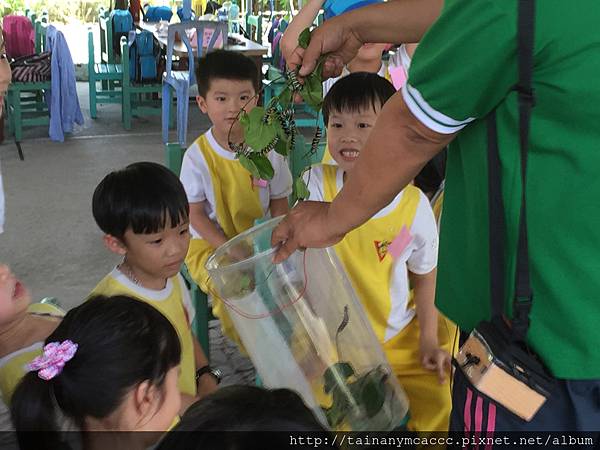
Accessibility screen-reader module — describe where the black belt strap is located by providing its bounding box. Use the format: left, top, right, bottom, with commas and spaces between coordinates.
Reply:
487, 0, 535, 342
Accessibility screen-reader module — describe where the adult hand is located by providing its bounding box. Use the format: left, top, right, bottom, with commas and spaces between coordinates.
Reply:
271, 201, 347, 263
286, 14, 363, 79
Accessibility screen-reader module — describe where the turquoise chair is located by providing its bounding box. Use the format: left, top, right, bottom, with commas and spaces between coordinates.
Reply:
120, 36, 163, 130
165, 143, 214, 360
88, 28, 123, 119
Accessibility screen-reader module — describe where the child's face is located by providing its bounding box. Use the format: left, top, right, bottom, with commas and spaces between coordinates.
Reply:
196, 79, 257, 140
353, 43, 388, 66
120, 219, 191, 282
327, 104, 381, 172
0, 265, 31, 325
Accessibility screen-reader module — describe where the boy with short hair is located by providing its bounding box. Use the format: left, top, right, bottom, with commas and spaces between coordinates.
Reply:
90, 162, 218, 414
304, 72, 455, 432
180, 50, 292, 340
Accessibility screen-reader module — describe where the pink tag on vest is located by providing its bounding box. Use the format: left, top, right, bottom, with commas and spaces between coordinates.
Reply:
387, 225, 413, 260
253, 178, 268, 188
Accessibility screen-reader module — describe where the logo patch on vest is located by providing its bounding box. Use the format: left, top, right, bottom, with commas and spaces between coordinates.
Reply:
374, 240, 391, 262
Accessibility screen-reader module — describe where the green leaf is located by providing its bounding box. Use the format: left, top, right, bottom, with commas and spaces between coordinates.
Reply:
293, 177, 310, 201
278, 86, 293, 109
250, 153, 275, 180
244, 107, 278, 152
239, 111, 250, 127
238, 154, 260, 179
346, 367, 388, 418
275, 137, 289, 156
323, 362, 355, 394
300, 72, 323, 111
298, 27, 311, 49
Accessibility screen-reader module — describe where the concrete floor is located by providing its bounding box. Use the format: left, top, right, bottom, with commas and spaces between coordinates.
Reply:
0, 82, 256, 385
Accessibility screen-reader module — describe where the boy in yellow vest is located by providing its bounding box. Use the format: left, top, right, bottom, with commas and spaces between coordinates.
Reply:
304, 72, 455, 432
90, 162, 219, 415
180, 50, 292, 342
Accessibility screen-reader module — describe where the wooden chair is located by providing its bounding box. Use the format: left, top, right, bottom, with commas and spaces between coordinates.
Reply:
88, 28, 123, 119
165, 142, 214, 359
120, 36, 163, 130
5, 20, 51, 160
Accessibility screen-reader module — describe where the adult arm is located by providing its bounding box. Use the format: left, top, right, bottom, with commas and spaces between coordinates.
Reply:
287, 0, 443, 77
272, 91, 455, 261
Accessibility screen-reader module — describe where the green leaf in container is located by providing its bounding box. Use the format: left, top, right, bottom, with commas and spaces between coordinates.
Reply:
358, 371, 386, 418
250, 153, 275, 180
298, 27, 311, 49
244, 107, 278, 152
238, 154, 260, 179
323, 362, 355, 394
293, 176, 311, 201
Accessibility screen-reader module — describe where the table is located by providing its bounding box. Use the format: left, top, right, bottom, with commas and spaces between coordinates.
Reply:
136, 21, 268, 59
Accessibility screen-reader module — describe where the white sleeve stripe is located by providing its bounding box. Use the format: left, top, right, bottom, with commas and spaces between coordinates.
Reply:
402, 84, 474, 134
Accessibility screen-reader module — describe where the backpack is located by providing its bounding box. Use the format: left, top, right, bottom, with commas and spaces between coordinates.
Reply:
2, 16, 35, 59
128, 30, 159, 83
110, 9, 134, 57
143, 5, 173, 22
10, 52, 51, 82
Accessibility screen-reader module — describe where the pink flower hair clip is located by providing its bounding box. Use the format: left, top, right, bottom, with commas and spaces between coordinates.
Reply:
27, 340, 78, 381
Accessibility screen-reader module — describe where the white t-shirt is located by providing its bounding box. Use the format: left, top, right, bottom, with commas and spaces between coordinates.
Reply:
180, 128, 292, 239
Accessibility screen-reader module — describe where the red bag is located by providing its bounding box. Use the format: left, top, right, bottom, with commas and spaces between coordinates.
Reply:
2, 16, 35, 60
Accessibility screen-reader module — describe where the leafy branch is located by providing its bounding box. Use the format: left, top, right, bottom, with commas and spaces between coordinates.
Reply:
228, 27, 324, 200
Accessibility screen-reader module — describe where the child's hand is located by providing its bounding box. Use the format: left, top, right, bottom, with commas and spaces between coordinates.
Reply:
420, 341, 451, 384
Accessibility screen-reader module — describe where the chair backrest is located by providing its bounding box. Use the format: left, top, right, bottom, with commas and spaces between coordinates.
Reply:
87, 28, 95, 70
99, 8, 113, 63
245, 14, 262, 43
35, 18, 49, 53
120, 36, 131, 88
165, 21, 228, 86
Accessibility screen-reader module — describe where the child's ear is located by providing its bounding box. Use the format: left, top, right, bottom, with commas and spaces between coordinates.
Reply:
196, 95, 208, 114
132, 380, 160, 426
103, 235, 127, 256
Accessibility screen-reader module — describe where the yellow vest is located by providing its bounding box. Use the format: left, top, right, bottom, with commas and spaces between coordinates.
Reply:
90, 272, 197, 396
322, 165, 420, 343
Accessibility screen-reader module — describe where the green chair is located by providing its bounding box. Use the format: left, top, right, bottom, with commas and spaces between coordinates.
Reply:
88, 28, 123, 119
245, 13, 262, 44
120, 36, 163, 130
165, 142, 214, 360
5, 20, 51, 160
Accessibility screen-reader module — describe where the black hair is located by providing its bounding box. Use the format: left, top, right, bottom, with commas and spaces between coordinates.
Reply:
195, 49, 260, 98
322, 72, 396, 126
92, 162, 189, 239
414, 147, 447, 198
11, 295, 181, 450
156, 385, 332, 450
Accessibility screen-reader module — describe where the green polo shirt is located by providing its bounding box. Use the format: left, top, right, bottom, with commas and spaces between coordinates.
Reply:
405, 0, 600, 378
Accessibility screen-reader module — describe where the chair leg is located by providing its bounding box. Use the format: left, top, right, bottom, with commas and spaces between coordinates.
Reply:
122, 90, 132, 130
15, 141, 24, 161
176, 84, 190, 147
161, 83, 171, 144
89, 77, 98, 119
13, 91, 22, 146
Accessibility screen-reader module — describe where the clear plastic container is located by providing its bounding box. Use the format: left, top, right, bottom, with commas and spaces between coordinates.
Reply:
206, 218, 409, 431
